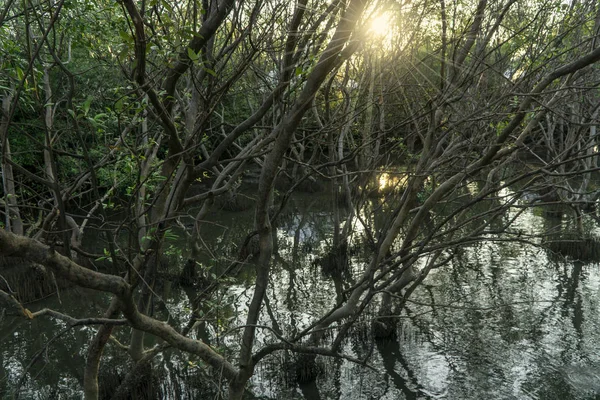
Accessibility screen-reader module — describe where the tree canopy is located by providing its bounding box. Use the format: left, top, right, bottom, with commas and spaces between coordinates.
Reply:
2, 0, 600, 398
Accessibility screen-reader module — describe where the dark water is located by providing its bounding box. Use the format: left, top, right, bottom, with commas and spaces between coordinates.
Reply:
3, 185, 600, 399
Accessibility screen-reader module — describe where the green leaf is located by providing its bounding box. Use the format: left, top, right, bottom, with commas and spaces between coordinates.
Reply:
204, 68, 216, 77
187, 47, 199, 61
115, 98, 124, 112
295, 66, 303, 76
82, 95, 92, 115
119, 30, 131, 43
161, 0, 173, 12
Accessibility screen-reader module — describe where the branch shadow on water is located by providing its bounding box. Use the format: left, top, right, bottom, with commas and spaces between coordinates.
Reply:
375, 337, 427, 400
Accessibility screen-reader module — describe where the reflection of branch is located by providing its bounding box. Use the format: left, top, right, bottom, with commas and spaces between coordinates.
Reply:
13, 325, 71, 399
110, 344, 167, 400
252, 339, 378, 373
0, 229, 237, 380
403, 298, 558, 311
7, 305, 130, 397
226, 321, 366, 368
223, 323, 290, 344
374, 288, 558, 317
263, 294, 283, 337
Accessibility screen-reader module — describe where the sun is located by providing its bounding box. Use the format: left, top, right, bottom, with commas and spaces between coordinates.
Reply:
368, 13, 393, 38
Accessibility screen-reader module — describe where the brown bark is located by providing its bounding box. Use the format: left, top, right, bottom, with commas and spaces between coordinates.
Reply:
0, 229, 238, 381
313, 31, 600, 334
83, 301, 120, 400
228, 1, 368, 398
0, 91, 23, 235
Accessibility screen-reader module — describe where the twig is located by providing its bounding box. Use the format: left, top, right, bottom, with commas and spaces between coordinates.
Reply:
31, 308, 129, 327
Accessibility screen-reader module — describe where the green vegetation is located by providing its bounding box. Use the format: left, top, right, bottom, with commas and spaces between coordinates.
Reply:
2, 0, 600, 398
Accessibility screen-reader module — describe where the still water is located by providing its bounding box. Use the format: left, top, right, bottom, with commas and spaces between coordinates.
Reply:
2, 185, 600, 399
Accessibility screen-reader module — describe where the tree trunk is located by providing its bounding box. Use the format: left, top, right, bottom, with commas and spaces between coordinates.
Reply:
0, 91, 23, 235
360, 54, 375, 171
230, 1, 368, 396
84, 301, 121, 400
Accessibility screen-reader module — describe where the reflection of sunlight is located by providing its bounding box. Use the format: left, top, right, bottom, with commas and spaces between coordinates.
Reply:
497, 183, 511, 199
379, 173, 390, 190
379, 172, 407, 191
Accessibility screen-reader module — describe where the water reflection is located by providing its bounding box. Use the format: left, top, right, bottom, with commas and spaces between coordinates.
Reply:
3, 188, 600, 399
243, 190, 600, 399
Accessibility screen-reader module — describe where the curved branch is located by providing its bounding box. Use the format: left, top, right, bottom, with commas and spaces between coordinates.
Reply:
0, 230, 238, 380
